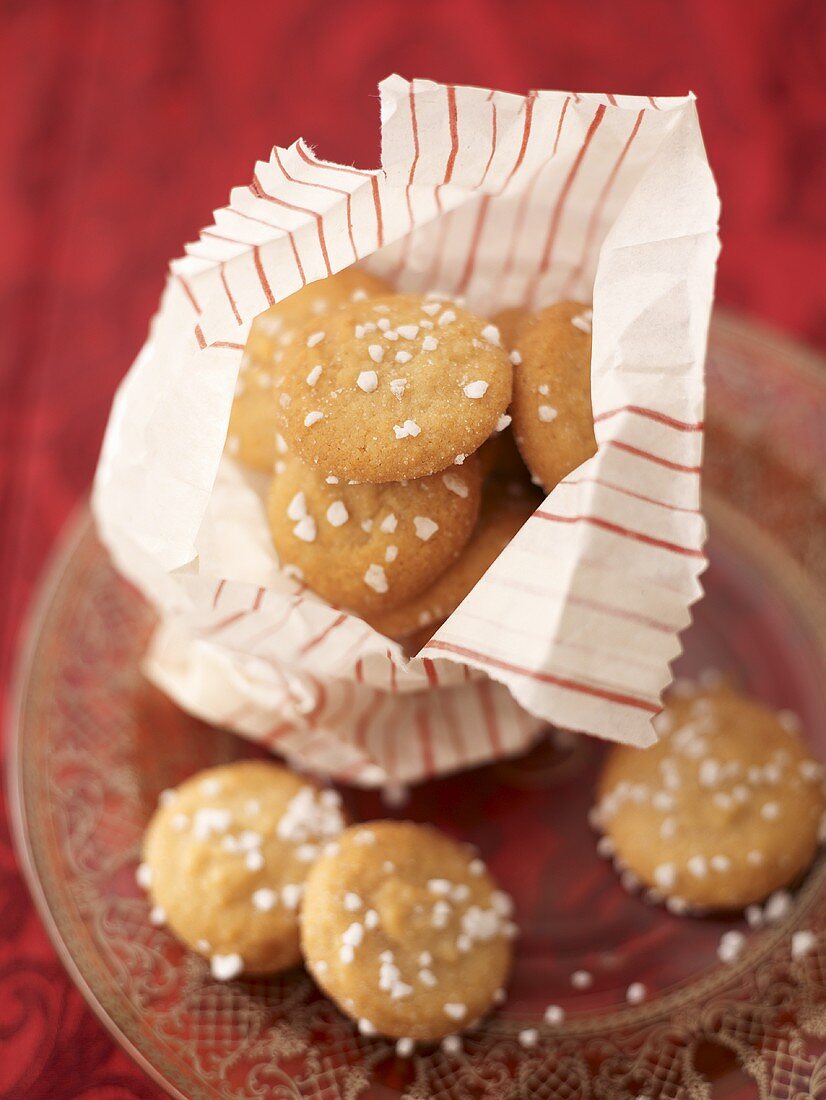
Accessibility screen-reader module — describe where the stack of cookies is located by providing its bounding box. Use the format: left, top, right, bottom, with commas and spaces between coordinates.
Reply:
227, 268, 598, 648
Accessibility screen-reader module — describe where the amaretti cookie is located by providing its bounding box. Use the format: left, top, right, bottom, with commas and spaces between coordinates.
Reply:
300, 821, 515, 1041
510, 300, 597, 493
274, 294, 513, 483
594, 683, 826, 910
228, 268, 389, 472
266, 453, 483, 615
140, 762, 347, 978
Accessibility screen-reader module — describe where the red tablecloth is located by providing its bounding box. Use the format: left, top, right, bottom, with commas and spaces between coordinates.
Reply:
1, 2, 823, 1095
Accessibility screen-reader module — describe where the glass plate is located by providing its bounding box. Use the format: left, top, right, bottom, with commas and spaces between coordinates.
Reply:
9, 312, 826, 1100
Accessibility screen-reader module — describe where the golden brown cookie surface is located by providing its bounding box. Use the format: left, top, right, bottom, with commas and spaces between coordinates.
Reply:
227, 268, 390, 472
491, 306, 530, 351
274, 294, 513, 483
267, 453, 482, 616
595, 684, 826, 910
141, 762, 347, 977
301, 821, 514, 1041
366, 483, 538, 642
510, 300, 596, 493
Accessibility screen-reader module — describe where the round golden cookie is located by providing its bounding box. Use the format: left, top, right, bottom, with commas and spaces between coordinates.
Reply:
274, 294, 513, 483
510, 300, 597, 493
140, 762, 347, 978
301, 821, 515, 1041
228, 268, 390, 472
366, 483, 538, 642
595, 683, 826, 911
267, 453, 482, 616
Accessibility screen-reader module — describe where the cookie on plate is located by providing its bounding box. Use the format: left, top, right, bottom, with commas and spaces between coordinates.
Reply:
510, 300, 596, 493
366, 483, 538, 644
594, 683, 826, 910
274, 294, 513, 483
228, 268, 390, 472
140, 761, 347, 978
267, 453, 482, 616
301, 821, 515, 1041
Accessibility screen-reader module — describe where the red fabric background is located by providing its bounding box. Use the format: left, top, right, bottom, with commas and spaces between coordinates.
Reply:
0, 1, 823, 1095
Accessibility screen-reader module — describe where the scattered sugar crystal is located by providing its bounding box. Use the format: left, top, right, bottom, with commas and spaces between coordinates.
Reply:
779, 710, 800, 733
414, 516, 439, 541
397, 324, 419, 339
442, 1035, 462, 1054
571, 969, 593, 989
280, 884, 303, 910
761, 801, 780, 821
438, 309, 457, 327
361, 518, 373, 532
326, 501, 349, 527
389, 377, 408, 397
792, 930, 816, 960
357, 370, 378, 392
325, 475, 339, 484
351, 289, 368, 301
419, 968, 437, 987
211, 953, 244, 981
443, 1003, 467, 1021
364, 909, 380, 930
377, 317, 390, 331
544, 1004, 565, 1025
799, 760, 822, 781
710, 854, 731, 872
510, 350, 522, 365
717, 930, 745, 963
660, 817, 677, 840
171, 812, 189, 831
293, 515, 317, 542
383, 860, 396, 873
421, 302, 441, 316
358, 1018, 376, 1036
352, 830, 376, 845
339, 944, 355, 964
419, 951, 432, 966
368, 344, 384, 363
538, 405, 558, 422
481, 323, 501, 346
394, 351, 412, 366
463, 380, 489, 399
364, 564, 388, 593
496, 413, 512, 432
344, 892, 362, 912
385, 545, 398, 562
149, 905, 166, 926
454, 453, 467, 464
571, 309, 593, 334
380, 513, 398, 534
518, 1028, 539, 1048
296, 843, 319, 862
279, 392, 291, 408
304, 410, 324, 427
396, 1037, 414, 1057
626, 982, 647, 1004
306, 365, 323, 386
764, 890, 792, 924
136, 863, 152, 889
306, 331, 324, 348
745, 905, 764, 928
422, 335, 438, 352
252, 888, 278, 911
746, 849, 764, 867
469, 859, 485, 876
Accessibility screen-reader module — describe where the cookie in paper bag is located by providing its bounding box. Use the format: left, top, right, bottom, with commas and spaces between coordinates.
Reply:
267, 453, 482, 616
510, 300, 597, 493
595, 683, 826, 910
274, 294, 513, 483
228, 268, 390, 472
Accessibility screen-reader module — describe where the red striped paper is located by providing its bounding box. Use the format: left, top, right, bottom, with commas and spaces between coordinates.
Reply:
94, 77, 719, 785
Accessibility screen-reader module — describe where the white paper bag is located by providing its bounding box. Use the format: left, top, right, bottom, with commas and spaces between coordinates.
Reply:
93, 76, 719, 786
